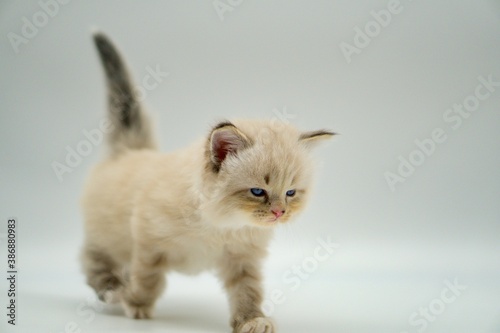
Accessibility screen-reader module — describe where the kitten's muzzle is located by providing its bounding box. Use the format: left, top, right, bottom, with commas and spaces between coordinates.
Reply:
271, 208, 285, 219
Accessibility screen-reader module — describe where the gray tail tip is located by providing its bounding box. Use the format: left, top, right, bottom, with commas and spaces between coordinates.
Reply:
91, 30, 110, 48
90, 30, 118, 60
90, 26, 105, 40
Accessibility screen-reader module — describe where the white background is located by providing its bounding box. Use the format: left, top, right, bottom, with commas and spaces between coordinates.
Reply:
1, 1, 499, 332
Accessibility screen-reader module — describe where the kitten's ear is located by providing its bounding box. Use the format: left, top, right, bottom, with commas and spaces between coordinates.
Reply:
209, 122, 251, 171
299, 130, 336, 148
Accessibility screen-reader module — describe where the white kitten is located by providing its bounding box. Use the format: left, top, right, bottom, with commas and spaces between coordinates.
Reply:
81, 33, 334, 333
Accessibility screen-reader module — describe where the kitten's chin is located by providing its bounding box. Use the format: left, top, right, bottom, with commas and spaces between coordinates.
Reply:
253, 220, 279, 228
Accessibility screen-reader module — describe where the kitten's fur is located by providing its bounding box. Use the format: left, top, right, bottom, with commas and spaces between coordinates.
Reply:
81, 33, 334, 333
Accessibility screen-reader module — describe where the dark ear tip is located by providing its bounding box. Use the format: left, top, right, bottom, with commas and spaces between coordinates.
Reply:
300, 129, 337, 141
212, 121, 235, 131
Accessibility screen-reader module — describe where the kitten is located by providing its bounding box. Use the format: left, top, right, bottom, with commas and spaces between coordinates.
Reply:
81, 32, 334, 333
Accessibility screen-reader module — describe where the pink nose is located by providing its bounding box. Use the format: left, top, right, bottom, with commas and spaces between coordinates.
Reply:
271, 209, 285, 218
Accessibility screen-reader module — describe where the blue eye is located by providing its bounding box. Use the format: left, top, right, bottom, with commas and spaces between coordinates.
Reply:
286, 189, 296, 197
250, 188, 265, 197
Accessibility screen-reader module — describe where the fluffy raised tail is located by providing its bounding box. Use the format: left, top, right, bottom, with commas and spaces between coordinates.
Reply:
93, 32, 156, 155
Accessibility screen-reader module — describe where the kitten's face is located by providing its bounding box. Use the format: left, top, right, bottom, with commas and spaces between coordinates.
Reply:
221, 147, 311, 227
208, 120, 332, 228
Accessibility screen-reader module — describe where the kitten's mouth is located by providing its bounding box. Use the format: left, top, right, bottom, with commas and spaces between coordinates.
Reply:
255, 216, 279, 225
253, 213, 289, 226
265, 215, 286, 224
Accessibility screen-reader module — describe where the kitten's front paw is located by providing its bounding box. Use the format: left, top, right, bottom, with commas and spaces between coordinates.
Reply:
236, 317, 275, 333
121, 299, 153, 319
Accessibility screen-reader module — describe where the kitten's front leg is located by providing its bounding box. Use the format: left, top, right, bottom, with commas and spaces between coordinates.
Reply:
220, 252, 275, 333
121, 244, 168, 319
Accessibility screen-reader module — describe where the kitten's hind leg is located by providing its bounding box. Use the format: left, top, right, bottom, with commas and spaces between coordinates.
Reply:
81, 246, 124, 304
